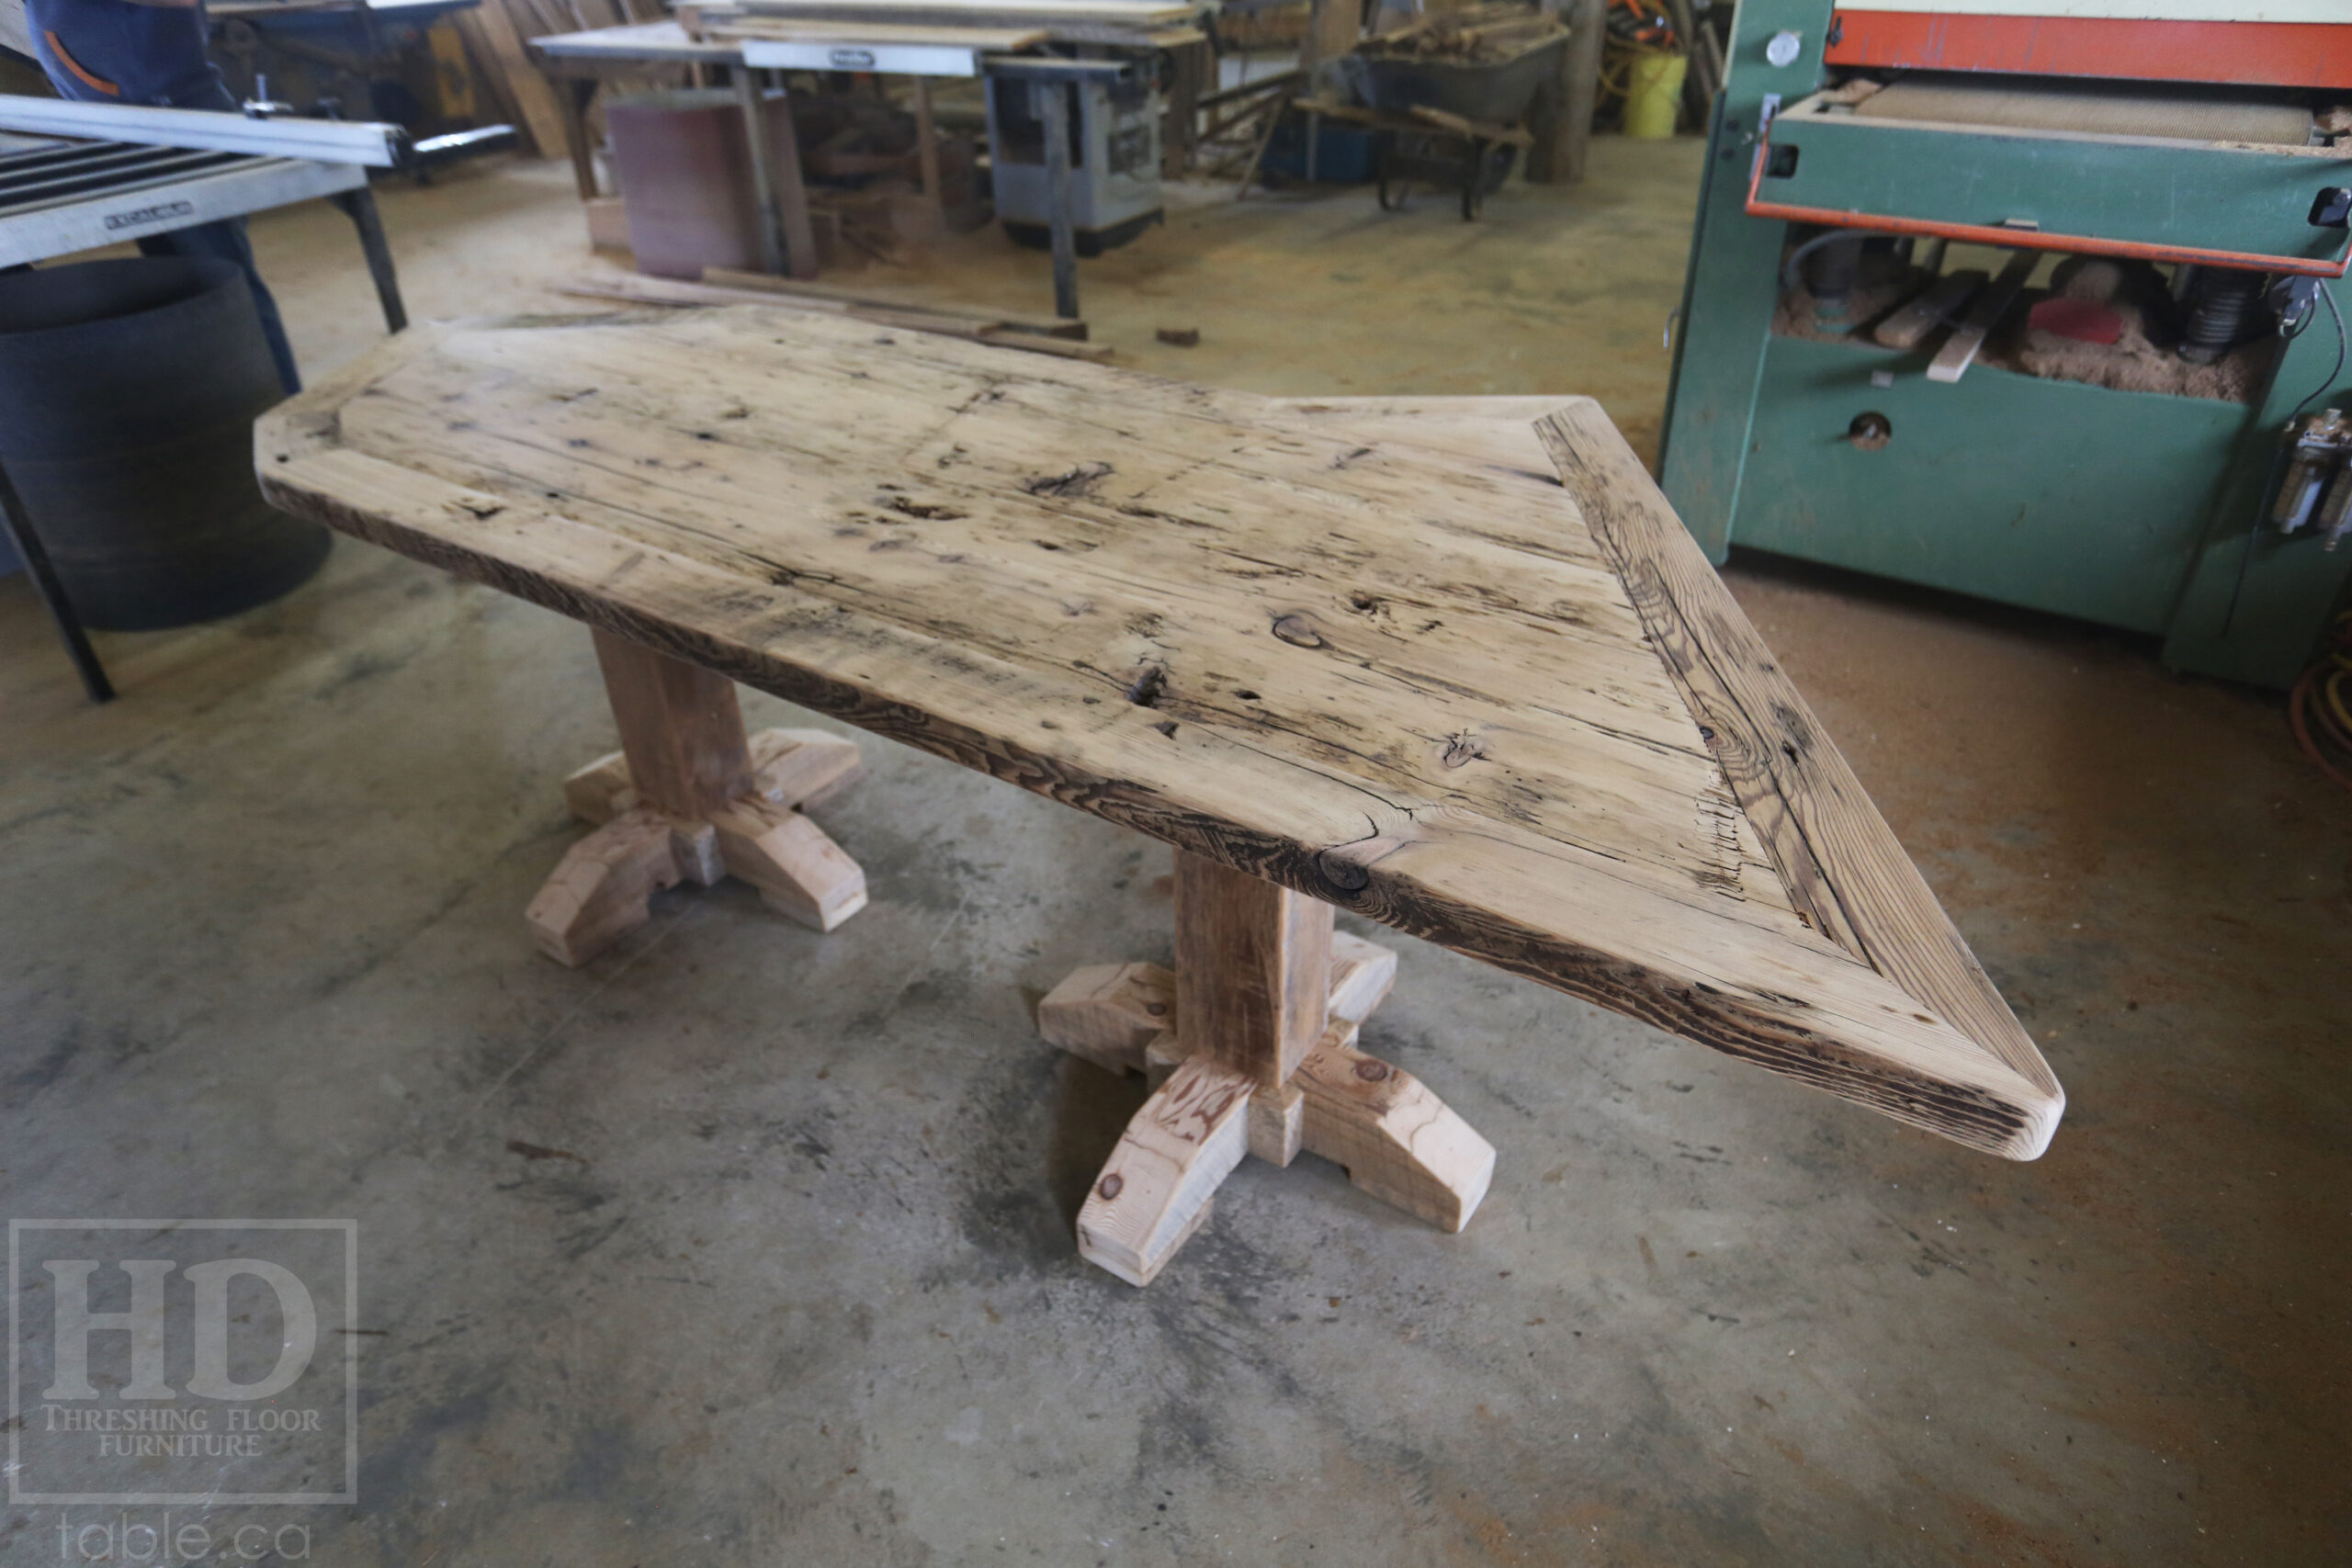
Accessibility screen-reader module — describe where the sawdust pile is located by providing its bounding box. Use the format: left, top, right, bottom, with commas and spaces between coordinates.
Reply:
2006, 300, 2267, 403
1773, 260, 2273, 404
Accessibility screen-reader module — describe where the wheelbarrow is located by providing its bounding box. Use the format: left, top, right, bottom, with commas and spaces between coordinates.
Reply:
1294, 96, 1534, 221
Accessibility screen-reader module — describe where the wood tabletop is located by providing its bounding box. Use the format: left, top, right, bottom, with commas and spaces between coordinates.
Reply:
256, 309, 2063, 1160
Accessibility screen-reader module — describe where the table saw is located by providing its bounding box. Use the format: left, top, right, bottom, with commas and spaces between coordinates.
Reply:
1659, 2, 2352, 688
0, 94, 409, 702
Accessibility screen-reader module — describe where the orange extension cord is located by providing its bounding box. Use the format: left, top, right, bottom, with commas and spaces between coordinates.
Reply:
2288, 609, 2352, 792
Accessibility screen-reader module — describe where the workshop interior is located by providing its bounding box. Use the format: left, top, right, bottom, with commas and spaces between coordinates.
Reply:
0, 1, 2344, 1563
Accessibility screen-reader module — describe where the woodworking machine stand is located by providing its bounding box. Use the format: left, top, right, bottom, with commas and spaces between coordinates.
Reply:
0, 133, 403, 323
1660, 1, 2352, 688
0, 94, 409, 704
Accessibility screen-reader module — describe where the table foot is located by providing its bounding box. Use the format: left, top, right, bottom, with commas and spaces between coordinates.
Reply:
1076, 1054, 1253, 1286
528, 727, 868, 965
1041, 931, 1494, 1281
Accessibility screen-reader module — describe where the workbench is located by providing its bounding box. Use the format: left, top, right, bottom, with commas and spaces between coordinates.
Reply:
255, 306, 2064, 1286
532, 19, 1168, 310
529, 21, 742, 207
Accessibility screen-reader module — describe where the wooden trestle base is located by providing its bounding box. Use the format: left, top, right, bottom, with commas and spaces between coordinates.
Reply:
1041, 851, 1496, 1287
534, 633, 1481, 1288
526, 628, 872, 966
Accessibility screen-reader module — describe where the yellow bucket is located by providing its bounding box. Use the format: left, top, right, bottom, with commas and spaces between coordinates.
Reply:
1625, 51, 1688, 139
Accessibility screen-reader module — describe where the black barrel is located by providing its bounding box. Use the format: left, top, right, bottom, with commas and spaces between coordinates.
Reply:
0, 256, 326, 630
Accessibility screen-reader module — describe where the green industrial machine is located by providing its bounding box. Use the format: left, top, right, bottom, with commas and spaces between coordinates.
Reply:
1659, 0, 2352, 687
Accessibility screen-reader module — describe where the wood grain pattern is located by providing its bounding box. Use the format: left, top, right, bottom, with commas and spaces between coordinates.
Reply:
709, 796, 869, 930
1535, 402, 2062, 1143
1174, 850, 1330, 1089
592, 626, 753, 817
1076, 1054, 1253, 1286
1295, 1021, 1495, 1232
457, 3, 569, 159
1326, 930, 1398, 1024
1037, 961, 1174, 1075
564, 727, 863, 824
257, 309, 2061, 1159
526, 806, 687, 964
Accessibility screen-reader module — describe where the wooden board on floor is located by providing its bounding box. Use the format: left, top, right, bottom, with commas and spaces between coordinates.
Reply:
549, 275, 1115, 361
255, 308, 2064, 1162
698, 266, 1087, 339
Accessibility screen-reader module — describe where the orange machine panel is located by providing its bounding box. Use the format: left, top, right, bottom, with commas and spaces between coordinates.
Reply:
1825, 13, 2352, 91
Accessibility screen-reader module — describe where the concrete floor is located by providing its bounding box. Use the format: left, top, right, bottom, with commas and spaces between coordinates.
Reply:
2, 142, 2346, 1565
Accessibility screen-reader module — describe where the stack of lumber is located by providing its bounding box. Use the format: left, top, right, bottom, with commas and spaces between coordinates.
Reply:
684, 13, 1048, 50
1191, 67, 1298, 181
1214, 0, 1306, 50
456, 0, 666, 159
1357, 2, 1564, 63
1659, 0, 1723, 108
679, 0, 1207, 46
552, 267, 1114, 360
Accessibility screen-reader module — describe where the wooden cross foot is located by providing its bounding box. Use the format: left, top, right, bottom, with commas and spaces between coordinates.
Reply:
526, 629, 870, 966
1038, 854, 1496, 1286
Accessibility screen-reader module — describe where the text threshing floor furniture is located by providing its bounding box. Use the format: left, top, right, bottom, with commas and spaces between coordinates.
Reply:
255, 307, 2064, 1285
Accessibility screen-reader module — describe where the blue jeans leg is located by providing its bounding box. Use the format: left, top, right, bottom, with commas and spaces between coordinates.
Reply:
137, 218, 301, 396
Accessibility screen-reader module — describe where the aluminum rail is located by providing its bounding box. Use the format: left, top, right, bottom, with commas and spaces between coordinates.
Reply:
0, 95, 404, 167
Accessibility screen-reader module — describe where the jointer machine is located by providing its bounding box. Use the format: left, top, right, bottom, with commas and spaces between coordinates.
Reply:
1660, 3, 2352, 687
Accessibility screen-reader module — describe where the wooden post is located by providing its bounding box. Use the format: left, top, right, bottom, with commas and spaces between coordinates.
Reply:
911, 77, 944, 206
1036, 79, 1080, 322
1300, 0, 1361, 81
556, 78, 600, 200
590, 626, 753, 818
1562, 0, 1605, 183
1530, 0, 1604, 184
767, 82, 822, 280
733, 67, 788, 276
1161, 39, 1206, 177
1173, 850, 1330, 1089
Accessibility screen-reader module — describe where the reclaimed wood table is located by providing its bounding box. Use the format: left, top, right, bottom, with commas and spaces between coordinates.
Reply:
256, 308, 2064, 1286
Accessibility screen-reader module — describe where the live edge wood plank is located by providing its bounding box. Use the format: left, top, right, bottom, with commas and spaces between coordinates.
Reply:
256, 310, 2062, 1161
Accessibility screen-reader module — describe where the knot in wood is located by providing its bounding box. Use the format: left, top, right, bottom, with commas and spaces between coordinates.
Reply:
1271, 614, 1326, 649
1316, 848, 1372, 895
1098, 1172, 1125, 1200
1124, 664, 1169, 706
1353, 1060, 1391, 1083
